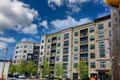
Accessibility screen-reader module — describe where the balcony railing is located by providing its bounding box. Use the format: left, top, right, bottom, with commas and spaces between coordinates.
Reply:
80, 41, 88, 44
80, 49, 88, 52
80, 33, 88, 37
51, 53, 56, 56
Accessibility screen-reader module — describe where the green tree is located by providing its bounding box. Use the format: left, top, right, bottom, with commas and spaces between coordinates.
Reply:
54, 63, 64, 78
75, 60, 88, 80
9, 65, 17, 74
40, 61, 50, 77
16, 60, 26, 75
26, 60, 37, 77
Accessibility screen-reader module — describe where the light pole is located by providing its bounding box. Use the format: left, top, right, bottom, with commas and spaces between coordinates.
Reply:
1, 48, 8, 80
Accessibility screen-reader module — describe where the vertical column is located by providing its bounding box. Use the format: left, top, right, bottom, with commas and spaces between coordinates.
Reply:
111, 7, 120, 80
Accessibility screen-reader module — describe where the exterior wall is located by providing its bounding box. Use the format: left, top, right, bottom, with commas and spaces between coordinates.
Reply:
40, 15, 112, 79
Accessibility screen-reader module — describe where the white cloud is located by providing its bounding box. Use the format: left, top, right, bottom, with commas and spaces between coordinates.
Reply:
0, 37, 16, 49
40, 20, 48, 29
21, 38, 36, 42
51, 16, 92, 30
0, 42, 7, 49
0, 37, 16, 43
48, 0, 63, 9
22, 24, 38, 34
0, 0, 38, 34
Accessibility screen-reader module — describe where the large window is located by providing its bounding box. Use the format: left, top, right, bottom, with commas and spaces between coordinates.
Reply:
42, 40, 44, 43
108, 22, 111, 27
74, 46, 78, 52
48, 38, 51, 42
74, 54, 78, 60
63, 63, 68, 69
24, 45, 27, 48
57, 49, 60, 54
63, 48, 69, 54
109, 31, 112, 37
64, 33, 69, 40
89, 27, 94, 33
74, 31, 78, 36
63, 55, 68, 62
74, 39, 78, 44
56, 56, 60, 61
47, 45, 50, 49
74, 63, 78, 68
41, 45, 44, 49
64, 40, 69, 46
57, 36, 61, 40
90, 62, 96, 68
57, 43, 61, 47
90, 35, 95, 41
98, 32, 104, 39
90, 53, 95, 59
100, 62, 106, 68
98, 24, 104, 30
99, 42, 105, 58
90, 44, 95, 50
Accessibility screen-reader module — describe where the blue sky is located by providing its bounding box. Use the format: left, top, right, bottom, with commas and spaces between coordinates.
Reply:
0, 0, 110, 60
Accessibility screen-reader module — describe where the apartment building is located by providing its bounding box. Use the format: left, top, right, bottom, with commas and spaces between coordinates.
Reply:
39, 15, 112, 80
13, 42, 40, 67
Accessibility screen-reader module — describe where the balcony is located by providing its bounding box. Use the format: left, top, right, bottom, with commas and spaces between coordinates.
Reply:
50, 66, 54, 70
80, 49, 88, 53
52, 40, 57, 43
51, 46, 56, 50
50, 60, 55, 64
80, 33, 88, 37
51, 53, 56, 56
80, 40, 88, 45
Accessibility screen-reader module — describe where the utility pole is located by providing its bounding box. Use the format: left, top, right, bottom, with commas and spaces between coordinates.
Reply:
104, 0, 120, 80
1, 48, 8, 80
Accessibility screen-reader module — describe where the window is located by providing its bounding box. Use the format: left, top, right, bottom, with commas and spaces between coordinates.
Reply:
15, 56, 17, 58
74, 54, 78, 60
98, 32, 104, 39
89, 27, 94, 33
56, 56, 60, 61
64, 33, 69, 40
57, 43, 61, 47
99, 42, 105, 58
74, 39, 78, 44
63, 63, 68, 69
90, 35, 95, 41
47, 45, 50, 49
90, 53, 95, 59
28, 55, 32, 58
57, 36, 61, 40
16, 46, 19, 49
46, 57, 49, 61
23, 50, 27, 53
42, 40, 44, 43
48, 38, 50, 42
74, 63, 78, 68
63, 47, 68, 54
41, 45, 43, 49
40, 57, 42, 61
90, 44, 95, 50
90, 62, 96, 68
100, 62, 106, 68
57, 49, 60, 54
23, 55, 26, 58
24, 45, 27, 48
98, 24, 104, 30
64, 40, 69, 46
74, 31, 78, 36
74, 46, 78, 52
109, 31, 112, 37
108, 22, 111, 27
16, 51, 18, 54
40, 51, 43, 55
47, 51, 50, 55
63, 55, 68, 62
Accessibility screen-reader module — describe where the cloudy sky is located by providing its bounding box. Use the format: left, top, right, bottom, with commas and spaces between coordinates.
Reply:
0, 0, 110, 60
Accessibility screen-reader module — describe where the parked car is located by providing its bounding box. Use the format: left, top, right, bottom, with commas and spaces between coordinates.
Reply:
18, 74, 26, 79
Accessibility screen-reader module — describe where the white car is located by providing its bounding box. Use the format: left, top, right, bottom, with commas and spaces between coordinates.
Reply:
18, 74, 26, 79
